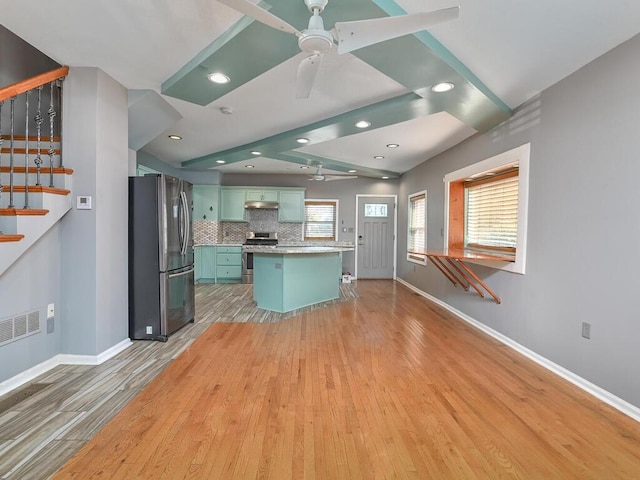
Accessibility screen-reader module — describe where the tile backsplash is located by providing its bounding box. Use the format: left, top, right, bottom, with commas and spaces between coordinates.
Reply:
193, 211, 303, 245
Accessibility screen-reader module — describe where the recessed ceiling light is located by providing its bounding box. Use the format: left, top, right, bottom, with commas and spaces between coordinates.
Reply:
431, 82, 455, 93
355, 120, 371, 129
348, 169, 357, 173
300, 166, 310, 169
382, 176, 389, 180
216, 160, 226, 164
168, 135, 182, 140
250, 151, 261, 155
296, 138, 310, 144
208, 72, 230, 84
245, 165, 255, 169
386, 143, 399, 148
373, 155, 384, 159
219, 107, 233, 115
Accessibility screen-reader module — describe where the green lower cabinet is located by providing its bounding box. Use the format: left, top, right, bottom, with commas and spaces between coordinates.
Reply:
215, 246, 242, 283
196, 246, 216, 284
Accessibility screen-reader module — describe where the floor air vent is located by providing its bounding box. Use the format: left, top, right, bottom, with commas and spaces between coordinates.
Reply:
0, 309, 41, 347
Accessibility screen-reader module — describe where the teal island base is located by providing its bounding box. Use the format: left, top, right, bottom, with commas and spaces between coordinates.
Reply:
253, 251, 342, 313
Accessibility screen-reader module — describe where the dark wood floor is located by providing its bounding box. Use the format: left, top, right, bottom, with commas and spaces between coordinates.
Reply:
49, 280, 640, 479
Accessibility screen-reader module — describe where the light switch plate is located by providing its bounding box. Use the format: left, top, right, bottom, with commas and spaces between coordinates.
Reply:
47, 303, 55, 318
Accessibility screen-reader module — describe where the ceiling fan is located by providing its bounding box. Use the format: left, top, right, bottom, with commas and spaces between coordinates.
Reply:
217, 0, 459, 98
309, 165, 358, 181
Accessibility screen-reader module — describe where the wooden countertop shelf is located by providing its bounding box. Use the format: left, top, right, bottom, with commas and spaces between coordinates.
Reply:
411, 248, 514, 304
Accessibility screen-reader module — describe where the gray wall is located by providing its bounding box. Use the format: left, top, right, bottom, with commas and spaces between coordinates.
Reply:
137, 151, 222, 185
397, 33, 640, 408
60, 67, 129, 355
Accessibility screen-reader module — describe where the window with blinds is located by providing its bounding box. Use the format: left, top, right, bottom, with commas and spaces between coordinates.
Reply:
407, 191, 426, 264
464, 169, 519, 253
304, 200, 337, 240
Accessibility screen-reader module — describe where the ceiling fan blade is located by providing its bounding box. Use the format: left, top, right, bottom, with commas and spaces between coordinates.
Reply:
217, 0, 301, 36
296, 54, 322, 99
334, 7, 459, 55
324, 175, 358, 181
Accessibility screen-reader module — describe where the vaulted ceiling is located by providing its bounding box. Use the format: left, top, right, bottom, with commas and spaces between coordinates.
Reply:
2, 0, 640, 178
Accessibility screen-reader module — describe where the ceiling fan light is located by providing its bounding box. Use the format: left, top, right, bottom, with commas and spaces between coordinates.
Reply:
431, 82, 455, 93
208, 72, 230, 84
355, 120, 371, 129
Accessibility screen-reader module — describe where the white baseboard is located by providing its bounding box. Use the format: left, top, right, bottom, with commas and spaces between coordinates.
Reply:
0, 338, 132, 398
395, 277, 640, 423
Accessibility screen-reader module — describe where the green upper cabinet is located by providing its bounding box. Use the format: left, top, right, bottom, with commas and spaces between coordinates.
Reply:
245, 189, 278, 202
220, 188, 247, 222
278, 189, 305, 222
192, 185, 219, 221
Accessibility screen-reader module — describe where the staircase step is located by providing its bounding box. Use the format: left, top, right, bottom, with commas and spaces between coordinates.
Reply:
0, 166, 73, 175
6, 135, 61, 142
0, 208, 49, 216
1, 185, 70, 196
0, 147, 61, 155
0, 234, 24, 242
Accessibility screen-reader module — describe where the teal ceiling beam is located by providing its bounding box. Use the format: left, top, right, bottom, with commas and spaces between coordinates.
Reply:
371, 0, 512, 114
182, 91, 440, 169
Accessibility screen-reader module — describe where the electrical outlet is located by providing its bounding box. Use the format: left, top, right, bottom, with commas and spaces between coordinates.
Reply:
146, 326, 153, 335
581, 322, 591, 339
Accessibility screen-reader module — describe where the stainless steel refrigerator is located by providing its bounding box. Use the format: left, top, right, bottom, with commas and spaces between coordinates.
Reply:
128, 174, 195, 341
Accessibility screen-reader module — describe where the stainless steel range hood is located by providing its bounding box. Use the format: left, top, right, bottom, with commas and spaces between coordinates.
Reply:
244, 200, 279, 210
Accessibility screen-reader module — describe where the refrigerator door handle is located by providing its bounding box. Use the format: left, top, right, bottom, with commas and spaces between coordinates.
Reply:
179, 191, 189, 256
181, 190, 191, 253
168, 266, 195, 279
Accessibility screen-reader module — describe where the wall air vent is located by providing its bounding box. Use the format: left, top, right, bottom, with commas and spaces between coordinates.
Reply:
0, 309, 41, 347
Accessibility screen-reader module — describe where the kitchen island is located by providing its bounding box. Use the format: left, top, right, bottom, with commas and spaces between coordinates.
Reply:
252, 246, 354, 313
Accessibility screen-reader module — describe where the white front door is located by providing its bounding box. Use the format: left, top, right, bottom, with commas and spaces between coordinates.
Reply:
356, 196, 396, 279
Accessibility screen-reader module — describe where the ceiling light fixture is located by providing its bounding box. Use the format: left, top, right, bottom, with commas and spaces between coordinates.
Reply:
245, 165, 255, 168
300, 166, 310, 169
355, 120, 371, 128
296, 138, 310, 144
348, 169, 357, 173
382, 176, 389, 180
167, 135, 182, 140
250, 151, 261, 155
219, 106, 233, 115
373, 155, 384, 159
208, 72, 230, 84
216, 160, 226, 164
431, 82, 455, 93
386, 143, 399, 148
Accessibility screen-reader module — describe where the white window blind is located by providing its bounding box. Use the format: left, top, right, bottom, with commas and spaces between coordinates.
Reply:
305, 201, 337, 240
465, 172, 519, 251
408, 193, 426, 257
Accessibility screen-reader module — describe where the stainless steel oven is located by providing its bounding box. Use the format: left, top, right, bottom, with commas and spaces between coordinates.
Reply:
242, 232, 278, 284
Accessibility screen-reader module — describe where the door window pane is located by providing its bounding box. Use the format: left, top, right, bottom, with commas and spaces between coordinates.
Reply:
364, 203, 387, 217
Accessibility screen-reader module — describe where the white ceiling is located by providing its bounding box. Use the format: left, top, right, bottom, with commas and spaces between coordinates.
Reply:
2, 0, 640, 177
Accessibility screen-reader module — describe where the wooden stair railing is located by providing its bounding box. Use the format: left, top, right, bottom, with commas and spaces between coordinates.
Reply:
0, 66, 69, 242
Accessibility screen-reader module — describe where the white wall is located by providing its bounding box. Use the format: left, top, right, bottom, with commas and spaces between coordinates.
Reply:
397, 33, 640, 408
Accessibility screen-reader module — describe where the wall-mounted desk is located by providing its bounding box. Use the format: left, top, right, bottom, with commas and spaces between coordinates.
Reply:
411, 248, 514, 304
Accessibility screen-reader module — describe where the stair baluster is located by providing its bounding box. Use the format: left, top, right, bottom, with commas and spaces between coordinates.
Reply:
23, 90, 30, 209
48, 81, 57, 187
8, 97, 16, 209
34, 86, 43, 187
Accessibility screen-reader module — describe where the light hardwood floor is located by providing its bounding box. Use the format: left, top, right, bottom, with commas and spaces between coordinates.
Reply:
45, 280, 640, 479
